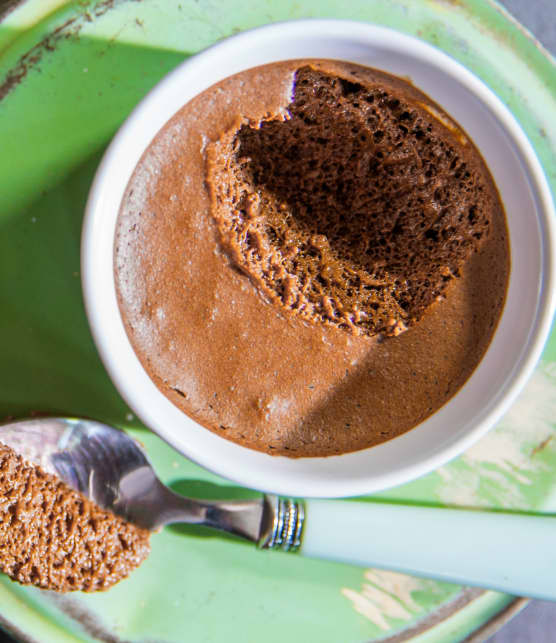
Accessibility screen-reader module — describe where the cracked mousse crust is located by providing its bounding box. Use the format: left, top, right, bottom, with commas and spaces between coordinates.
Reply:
115, 60, 509, 457
207, 66, 492, 338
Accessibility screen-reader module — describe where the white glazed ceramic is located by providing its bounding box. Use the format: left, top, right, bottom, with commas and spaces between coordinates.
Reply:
82, 20, 556, 498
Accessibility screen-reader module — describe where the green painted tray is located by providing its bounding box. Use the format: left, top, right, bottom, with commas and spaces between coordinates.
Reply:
0, 1, 555, 641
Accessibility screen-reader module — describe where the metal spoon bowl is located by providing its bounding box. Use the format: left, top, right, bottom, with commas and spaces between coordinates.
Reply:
0, 417, 300, 549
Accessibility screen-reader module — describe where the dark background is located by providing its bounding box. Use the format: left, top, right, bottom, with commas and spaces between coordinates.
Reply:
0, 0, 554, 641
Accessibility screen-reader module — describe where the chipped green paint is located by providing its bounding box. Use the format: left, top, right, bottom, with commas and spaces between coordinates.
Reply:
0, 1, 554, 642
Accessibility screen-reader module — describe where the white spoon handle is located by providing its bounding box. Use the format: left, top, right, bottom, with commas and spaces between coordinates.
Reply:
300, 500, 556, 600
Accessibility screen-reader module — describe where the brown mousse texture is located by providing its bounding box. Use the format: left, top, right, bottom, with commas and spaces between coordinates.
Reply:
207, 66, 492, 337
115, 60, 509, 457
0, 442, 150, 592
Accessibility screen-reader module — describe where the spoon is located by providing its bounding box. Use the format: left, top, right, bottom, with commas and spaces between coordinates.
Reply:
2, 417, 555, 600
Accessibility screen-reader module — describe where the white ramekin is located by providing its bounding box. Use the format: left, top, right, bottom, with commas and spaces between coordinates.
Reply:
82, 20, 556, 498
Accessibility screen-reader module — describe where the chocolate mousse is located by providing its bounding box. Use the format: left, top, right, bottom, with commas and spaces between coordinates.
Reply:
208, 66, 492, 337
115, 60, 509, 457
0, 442, 150, 592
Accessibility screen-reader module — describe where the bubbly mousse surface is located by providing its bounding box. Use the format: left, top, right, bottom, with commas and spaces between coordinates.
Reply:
207, 66, 492, 337
115, 60, 509, 457
0, 442, 150, 592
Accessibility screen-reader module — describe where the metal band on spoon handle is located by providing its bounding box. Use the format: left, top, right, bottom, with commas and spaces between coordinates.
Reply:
258, 495, 305, 552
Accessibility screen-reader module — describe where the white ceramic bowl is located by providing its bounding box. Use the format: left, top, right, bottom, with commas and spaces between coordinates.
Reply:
82, 20, 556, 498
